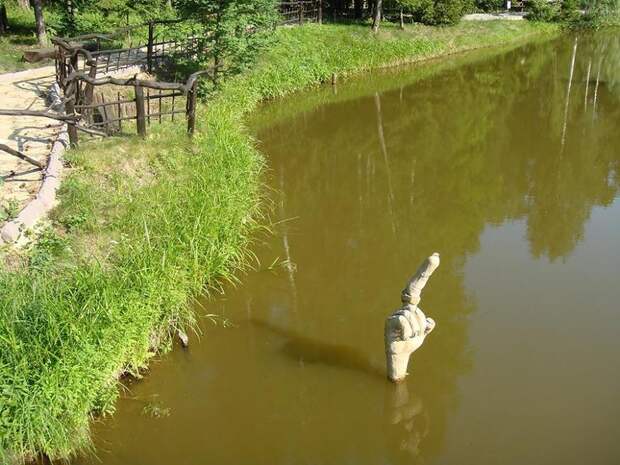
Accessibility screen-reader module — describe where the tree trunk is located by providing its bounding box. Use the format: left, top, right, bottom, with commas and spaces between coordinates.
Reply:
354, 0, 363, 19
32, 0, 46, 46
212, 5, 223, 87
66, 0, 76, 33
18, 0, 30, 10
0, 4, 8, 35
371, 0, 382, 32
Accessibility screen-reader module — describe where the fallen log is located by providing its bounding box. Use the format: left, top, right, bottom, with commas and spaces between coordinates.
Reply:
22, 48, 58, 63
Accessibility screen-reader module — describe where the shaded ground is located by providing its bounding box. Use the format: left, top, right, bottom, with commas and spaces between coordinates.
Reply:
0, 3, 54, 73
0, 33, 51, 73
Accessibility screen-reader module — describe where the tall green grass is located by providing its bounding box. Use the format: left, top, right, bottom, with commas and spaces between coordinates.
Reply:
0, 120, 264, 462
0, 20, 558, 462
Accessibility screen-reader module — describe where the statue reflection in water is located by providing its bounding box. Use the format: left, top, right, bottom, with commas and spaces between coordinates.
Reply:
385, 382, 430, 462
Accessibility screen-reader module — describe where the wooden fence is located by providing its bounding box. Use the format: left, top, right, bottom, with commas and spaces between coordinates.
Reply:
61, 69, 213, 146
77, 87, 186, 136
2, 6, 328, 162
280, 0, 323, 25
41, 18, 215, 147
53, 19, 204, 81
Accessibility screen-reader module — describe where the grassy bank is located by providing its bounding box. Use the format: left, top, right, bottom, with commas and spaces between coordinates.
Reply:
248, 30, 558, 132
0, 3, 46, 72
0, 20, 558, 462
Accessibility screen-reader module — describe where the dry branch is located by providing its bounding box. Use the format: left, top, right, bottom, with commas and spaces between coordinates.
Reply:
0, 143, 45, 169
74, 125, 107, 137
0, 109, 78, 122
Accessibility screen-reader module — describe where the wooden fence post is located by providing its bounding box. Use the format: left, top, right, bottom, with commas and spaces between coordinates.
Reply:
65, 80, 79, 147
117, 91, 122, 133
83, 62, 97, 125
135, 84, 147, 137
299, 0, 304, 24
54, 47, 62, 86
70, 52, 78, 74
186, 79, 198, 136
147, 21, 154, 74
318, 0, 322, 24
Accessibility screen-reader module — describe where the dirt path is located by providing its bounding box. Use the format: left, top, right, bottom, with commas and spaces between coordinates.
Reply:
462, 12, 526, 21
0, 66, 61, 220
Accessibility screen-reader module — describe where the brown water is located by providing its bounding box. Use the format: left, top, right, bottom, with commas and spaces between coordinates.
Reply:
74, 31, 620, 465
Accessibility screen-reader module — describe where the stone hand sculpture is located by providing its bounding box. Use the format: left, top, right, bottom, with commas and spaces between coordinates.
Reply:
385, 253, 440, 383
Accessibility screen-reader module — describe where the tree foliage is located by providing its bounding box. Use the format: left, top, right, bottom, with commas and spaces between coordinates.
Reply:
526, 0, 620, 26
474, 0, 504, 12
45, 0, 173, 35
176, 0, 278, 85
583, 0, 620, 26
0, 0, 8, 35
397, 0, 473, 25
526, 0, 561, 21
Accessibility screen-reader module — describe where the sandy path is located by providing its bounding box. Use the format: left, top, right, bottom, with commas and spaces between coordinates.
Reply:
0, 66, 61, 216
462, 12, 526, 21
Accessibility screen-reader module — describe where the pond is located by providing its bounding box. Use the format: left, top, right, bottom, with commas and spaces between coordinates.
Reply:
74, 31, 620, 465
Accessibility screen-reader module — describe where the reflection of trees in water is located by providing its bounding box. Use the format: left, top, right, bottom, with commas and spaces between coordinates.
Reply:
595, 30, 620, 102
517, 33, 620, 260
255, 32, 620, 463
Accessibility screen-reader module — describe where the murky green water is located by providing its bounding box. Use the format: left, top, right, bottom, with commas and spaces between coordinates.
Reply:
74, 31, 620, 465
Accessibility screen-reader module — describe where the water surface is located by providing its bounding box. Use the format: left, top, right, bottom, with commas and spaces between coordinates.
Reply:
74, 31, 620, 465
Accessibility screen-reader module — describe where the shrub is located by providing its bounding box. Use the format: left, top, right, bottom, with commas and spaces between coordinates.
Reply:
432, 0, 473, 24
559, 0, 583, 22
583, 0, 620, 26
73, 10, 115, 34
526, 0, 561, 21
399, 0, 472, 25
176, 0, 279, 86
475, 0, 505, 12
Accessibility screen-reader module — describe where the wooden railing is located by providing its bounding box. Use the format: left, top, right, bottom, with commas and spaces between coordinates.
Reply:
279, 0, 323, 25
5, 7, 328, 157
61, 69, 213, 146
43, 25, 216, 146
52, 19, 204, 80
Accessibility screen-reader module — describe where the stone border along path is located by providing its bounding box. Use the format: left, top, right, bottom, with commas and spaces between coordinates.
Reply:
0, 64, 142, 246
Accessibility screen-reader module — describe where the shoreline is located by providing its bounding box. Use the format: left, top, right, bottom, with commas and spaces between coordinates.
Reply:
0, 20, 559, 462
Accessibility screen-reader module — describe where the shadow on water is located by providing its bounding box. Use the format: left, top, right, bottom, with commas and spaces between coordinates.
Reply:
250, 318, 386, 380
253, 316, 439, 461
249, 319, 435, 464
